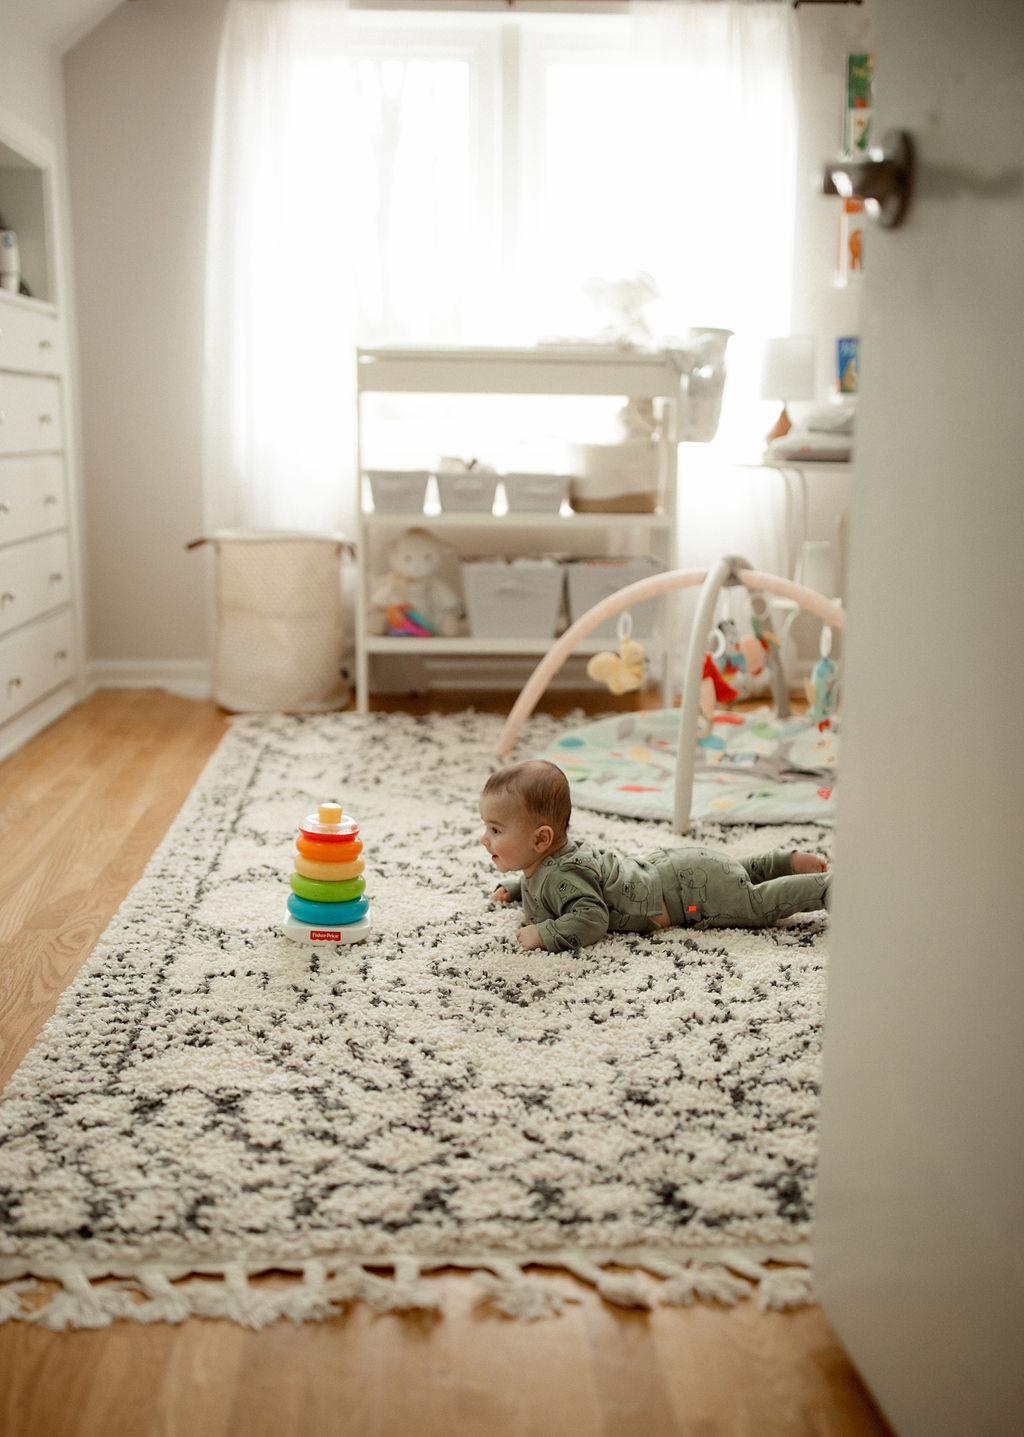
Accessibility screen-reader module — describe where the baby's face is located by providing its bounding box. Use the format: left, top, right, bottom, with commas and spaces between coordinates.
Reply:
479, 794, 544, 877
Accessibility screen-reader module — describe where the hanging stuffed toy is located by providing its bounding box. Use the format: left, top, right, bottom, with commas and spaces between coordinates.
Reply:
586, 612, 646, 695
715, 614, 771, 699
699, 643, 739, 736
805, 624, 840, 725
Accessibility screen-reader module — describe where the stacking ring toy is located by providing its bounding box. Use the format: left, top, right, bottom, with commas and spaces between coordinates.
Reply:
293, 855, 365, 883
296, 835, 363, 864
287, 892, 370, 926
290, 873, 366, 904
283, 801, 372, 945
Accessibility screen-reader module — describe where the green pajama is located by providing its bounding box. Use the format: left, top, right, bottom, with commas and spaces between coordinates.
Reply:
650, 845, 831, 931
502, 839, 829, 951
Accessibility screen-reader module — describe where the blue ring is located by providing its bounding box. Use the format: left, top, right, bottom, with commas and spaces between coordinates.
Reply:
287, 893, 370, 925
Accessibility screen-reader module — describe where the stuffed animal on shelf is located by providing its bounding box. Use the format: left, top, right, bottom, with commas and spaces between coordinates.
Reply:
583, 270, 660, 347
367, 527, 465, 638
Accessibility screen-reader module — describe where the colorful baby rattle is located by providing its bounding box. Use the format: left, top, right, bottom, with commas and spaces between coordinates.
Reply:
284, 800, 372, 944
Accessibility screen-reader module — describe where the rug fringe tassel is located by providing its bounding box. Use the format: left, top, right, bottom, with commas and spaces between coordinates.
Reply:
473, 1261, 574, 1320
1, 1251, 812, 1327
28, 1265, 140, 1330
644, 1256, 752, 1307
561, 1257, 652, 1309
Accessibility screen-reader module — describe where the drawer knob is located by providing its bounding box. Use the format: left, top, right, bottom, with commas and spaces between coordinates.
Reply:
43, 495, 58, 505
54, 649, 68, 661
49, 571, 64, 584
1, 592, 14, 606
7, 676, 22, 693
0, 501, 9, 514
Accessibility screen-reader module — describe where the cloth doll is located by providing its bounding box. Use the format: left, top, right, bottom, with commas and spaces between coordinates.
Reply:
367, 527, 465, 637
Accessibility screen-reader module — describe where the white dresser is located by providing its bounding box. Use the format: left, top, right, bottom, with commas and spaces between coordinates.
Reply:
0, 116, 84, 762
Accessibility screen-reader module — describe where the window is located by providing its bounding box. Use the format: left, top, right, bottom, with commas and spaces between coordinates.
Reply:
205, 2, 798, 530
314, 8, 796, 344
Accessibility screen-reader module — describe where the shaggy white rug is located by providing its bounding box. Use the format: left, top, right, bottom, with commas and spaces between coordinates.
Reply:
0, 711, 831, 1328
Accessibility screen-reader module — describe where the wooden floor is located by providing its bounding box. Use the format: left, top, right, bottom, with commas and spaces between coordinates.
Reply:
0, 690, 893, 1437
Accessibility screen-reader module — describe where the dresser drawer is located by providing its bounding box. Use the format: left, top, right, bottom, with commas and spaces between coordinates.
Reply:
0, 455, 67, 544
0, 531, 72, 639
0, 298, 62, 376
0, 373, 63, 454
0, 609, 75, 725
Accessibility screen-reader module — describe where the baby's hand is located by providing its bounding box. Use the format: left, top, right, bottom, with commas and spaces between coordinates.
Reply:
491, 886, 511, 904
516, 924, 546, 951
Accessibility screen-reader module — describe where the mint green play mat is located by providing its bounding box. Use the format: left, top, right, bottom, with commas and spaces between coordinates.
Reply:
535, 707, 839, 825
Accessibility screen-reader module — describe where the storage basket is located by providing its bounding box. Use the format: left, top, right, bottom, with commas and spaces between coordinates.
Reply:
437, 471, 498, 513
461, 558, 564, 638
565, 556, 663, 639
190, 530, 353, 712
566, 439, 660, 513
365, 470, 429, 512
502, 473, 568, 513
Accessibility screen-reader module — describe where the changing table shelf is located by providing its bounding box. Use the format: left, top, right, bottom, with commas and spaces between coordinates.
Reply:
364, 634, 615, 657
354, 345, 686, 710
356, 345, 687, 398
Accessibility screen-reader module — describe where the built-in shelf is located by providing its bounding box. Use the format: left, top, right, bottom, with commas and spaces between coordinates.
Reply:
0, 107, 82, 762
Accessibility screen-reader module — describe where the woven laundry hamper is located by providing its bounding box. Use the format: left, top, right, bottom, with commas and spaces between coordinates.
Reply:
189, 531, 354, 712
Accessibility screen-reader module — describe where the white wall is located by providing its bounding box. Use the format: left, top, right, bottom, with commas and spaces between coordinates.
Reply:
63, 0, 226, 682
0, 13, 67, 138
61, 1, 870, 678
790, 4, 872, 395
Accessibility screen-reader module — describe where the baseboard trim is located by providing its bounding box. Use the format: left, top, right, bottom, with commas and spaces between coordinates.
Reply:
86, 659, 212, 701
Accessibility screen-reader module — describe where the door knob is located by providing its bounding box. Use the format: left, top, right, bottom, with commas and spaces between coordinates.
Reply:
823, 129, 915, 228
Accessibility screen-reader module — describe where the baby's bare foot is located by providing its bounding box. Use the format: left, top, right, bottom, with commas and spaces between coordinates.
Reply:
792, 851, 827, 874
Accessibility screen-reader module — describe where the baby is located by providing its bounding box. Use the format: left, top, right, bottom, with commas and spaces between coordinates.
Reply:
480, 759, 829, 952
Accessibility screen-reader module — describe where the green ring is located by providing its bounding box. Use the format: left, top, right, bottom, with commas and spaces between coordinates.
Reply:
290, 872, 367, 903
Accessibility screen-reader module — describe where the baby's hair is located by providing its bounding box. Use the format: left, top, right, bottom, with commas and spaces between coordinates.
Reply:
482, 760, 572, 842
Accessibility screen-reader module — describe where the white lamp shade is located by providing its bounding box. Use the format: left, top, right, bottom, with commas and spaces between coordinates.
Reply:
760, 336, 816, 401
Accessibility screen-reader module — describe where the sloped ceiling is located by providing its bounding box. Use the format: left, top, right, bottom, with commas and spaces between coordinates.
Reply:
10, 0, 131, 54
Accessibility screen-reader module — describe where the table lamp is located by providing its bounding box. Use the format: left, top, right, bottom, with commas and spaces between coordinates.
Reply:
760, 336, 816, 442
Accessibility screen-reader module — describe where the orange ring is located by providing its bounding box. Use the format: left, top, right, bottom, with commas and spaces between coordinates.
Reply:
296, 834, 363, 863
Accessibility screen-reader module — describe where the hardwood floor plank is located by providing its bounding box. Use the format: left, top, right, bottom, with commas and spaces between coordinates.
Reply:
0, 691, 228, 1088
0, 690, 893, 1437
581, 1296, 682, 1436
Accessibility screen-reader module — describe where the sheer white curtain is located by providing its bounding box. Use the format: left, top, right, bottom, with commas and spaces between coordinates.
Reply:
203, 0, 798, 535
204, 0, 357, 533
523, 1, 798, 351
631, 0, 802, 582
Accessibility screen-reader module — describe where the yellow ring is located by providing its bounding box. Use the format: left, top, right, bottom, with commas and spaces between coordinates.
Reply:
294, 854, 365, 882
